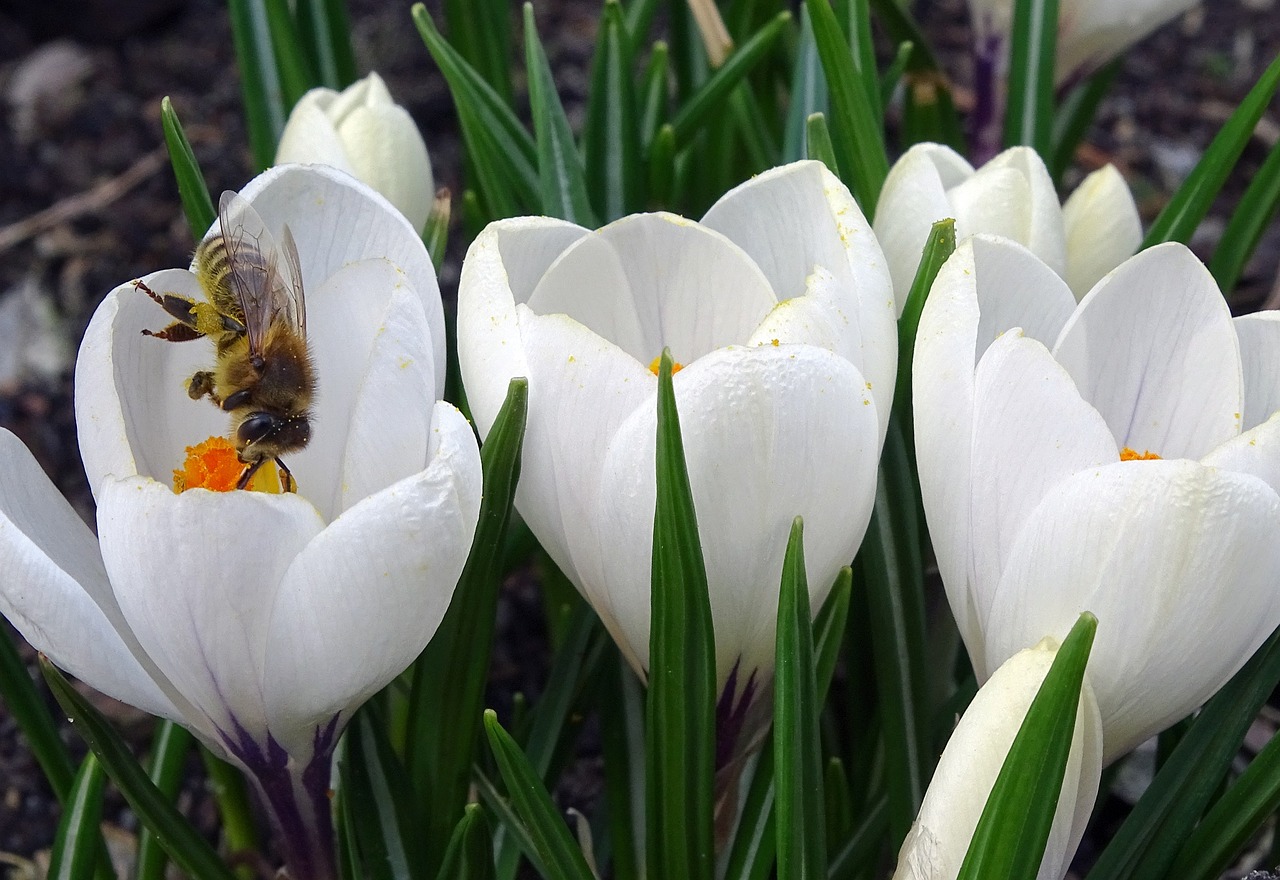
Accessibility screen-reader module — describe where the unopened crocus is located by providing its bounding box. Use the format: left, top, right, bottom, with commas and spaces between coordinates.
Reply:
914, 234, 1280, 764
458, 160, 895, 764
0, 165, 480, 880
276, 71, 434, 232
875, 144, 1140, 311
893, 641, 1103, 880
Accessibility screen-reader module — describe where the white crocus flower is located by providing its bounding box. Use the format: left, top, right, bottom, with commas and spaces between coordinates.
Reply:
458, 161, 895, 757
968, 0, 1199, 86
276, 71, 434, 232
875, 144, 1141, 312
893, 641, 1103, 880
0, 165, 480, 880
914, 233, 1280, 764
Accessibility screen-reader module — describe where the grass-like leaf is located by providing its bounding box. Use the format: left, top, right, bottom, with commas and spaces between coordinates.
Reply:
484, 711, 597, 880
957, 612, 1097, 880
638, 41, 670, 151
783, 7, 828, 163
160, 97, 216, 240
228, 0, 286, 170
47, 753, 107, 880
0, 623, 75, 801
443, 0, 513, 105
264, 0, 318, 109
585, 1, 643, 221
41, 658, 238, 880
435, 804, 497, 880
294, 0, 356, 88
137, 722, 195, 880
1210, 137, 1280, 295
646, 349, 716, 880
894, 218, 956, 436
1050, 60, 1121, 180
1003, 0, 1059, 155
774, 518, 827, 880
405, 377, 526, 878
1144, 50, 1280, 248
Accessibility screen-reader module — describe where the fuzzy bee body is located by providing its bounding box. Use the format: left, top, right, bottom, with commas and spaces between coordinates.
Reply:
137, 191, 315, 491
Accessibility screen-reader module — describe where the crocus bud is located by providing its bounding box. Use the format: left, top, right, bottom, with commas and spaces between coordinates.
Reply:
276, 71, 434, 232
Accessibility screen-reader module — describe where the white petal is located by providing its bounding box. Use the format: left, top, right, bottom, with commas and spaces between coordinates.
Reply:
1061, 165, 1142, 300
236, 164, 446, 399
456, 217, 590, 437
968, 331, 1116, 650
950, 148, 1066, 277
526, 213, 777, 365
76, 272, 231, 494
274, 98, 354, 173
96, 477, 325, 752
1202, 412, 1280, 499
1056, 0, 1199, 82
1234, 311, 1280, 431
336, 103, 434, 232
265, 402, 481, 751
985, 459, 1280, 763
0, 431, 180, 720
1052, 243, 1241, 460
893, 642, 1102, 880
875, 143, 976, 310
595, 344, 880, 688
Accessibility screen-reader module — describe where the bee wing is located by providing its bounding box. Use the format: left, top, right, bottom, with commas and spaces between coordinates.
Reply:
218, 191, 306, 354
278, 224, 307, 339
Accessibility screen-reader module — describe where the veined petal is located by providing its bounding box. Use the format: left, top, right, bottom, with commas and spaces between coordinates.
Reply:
235, 164, 446, 399
1052, 243, 1241, 460
456, 217, 590, 438
336, 103, 434, 232
1061, 165, 1142, 300
509, 309, 653, 629
265, 402, 481, 753
77, 272, 230, 495
595, 344, 879, 688
950, 147, 1066, 278
893, 642, 1102, 880
96, 477, 325, 753
0, 431, 180, 721
1234, 311, 1280, 431
986, 459, 1280, 763
1202, 412, 1280, 499
968, 331, 1116, 651
875, 143, 976, 310
527, 213, 777, 366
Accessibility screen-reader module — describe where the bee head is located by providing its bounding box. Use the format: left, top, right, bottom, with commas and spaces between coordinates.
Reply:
237, 410, 312, 456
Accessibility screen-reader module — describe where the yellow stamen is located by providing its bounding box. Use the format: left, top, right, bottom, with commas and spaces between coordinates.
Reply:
648, 356, 684, 375
173, 436, 287, 494
1119, 447, 1161, 462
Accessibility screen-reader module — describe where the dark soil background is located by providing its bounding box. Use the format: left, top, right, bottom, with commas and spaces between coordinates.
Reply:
0, 0, 1279, 876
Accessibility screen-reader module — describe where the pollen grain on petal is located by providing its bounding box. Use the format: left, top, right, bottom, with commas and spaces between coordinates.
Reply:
1119, 447, 1162, 462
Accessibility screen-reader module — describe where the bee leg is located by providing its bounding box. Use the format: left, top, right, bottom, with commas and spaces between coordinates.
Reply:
276, 458, 297, 493
188, 371, 219, 402
144, 321, 204, 343
133, 280, 204, 333
235, 458, 266, 491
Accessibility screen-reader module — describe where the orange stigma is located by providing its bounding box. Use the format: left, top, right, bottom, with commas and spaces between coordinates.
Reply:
173, 436, 288, 494
648, 356, 684, 375
1119, 447, 1162, 462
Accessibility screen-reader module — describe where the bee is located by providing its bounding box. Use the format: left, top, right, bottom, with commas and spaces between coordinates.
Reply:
134, 191, 315, 492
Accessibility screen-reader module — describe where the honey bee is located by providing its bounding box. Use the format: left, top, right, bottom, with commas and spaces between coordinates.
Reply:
135, 191, 315, 492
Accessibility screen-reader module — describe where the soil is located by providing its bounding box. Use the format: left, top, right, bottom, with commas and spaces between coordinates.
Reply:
0, 0, 1279, 876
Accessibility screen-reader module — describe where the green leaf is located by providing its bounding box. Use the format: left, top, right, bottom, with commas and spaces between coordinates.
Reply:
435, 805, 497, 880
474, 768, 546, 876
523, 3, 598, 225
584, 0, 643, 222
1050, 60, 1121, 180
827, 794, 889, 880
646, 348, 716, 880
423, 188, 451, 272
805, 0, 888, 215
1088, 623, 1280, 880
783, 6, 828, 163
0, 623, 75, 801
845, 0, 882, 127
894, 218, 957, 435
40, 659, 238, 880
484, 711, 597, 880
443, 0, 513, 105
957, 613, 1097, 880
647, 123, 677, 208
774, 518, 827, 880
638, 41, 670, 151
340, 708, 430, 880
264, 0, 318, 109
600, 652, 645, 880
669, 12, 791, 150
160, 97, 216, 240
805, 112, 840, 177
405, 377, 526, 878
137, 721, 195, 880
412, 4, 539, 213
1210, 136, 1280, 295
293, 0, 357, 88
624, 0, 661, 53
880, 40, 913, 109
823, 759, 853, 853
200, 749, 259, 880
228, 0, 286, 170
1003, 0, 1059, 154
1145, 50, 1280, 248
47, 753, 107, 880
